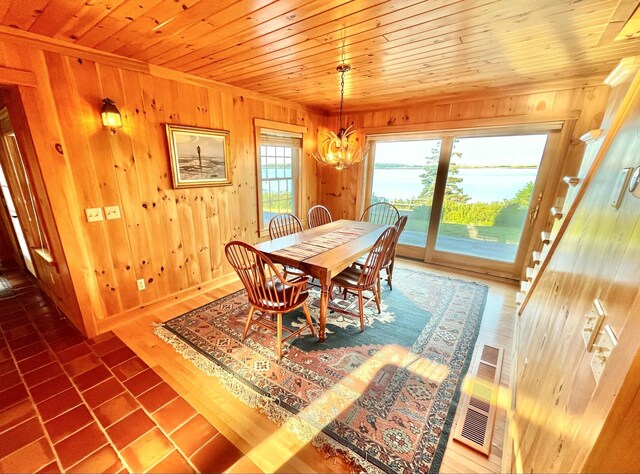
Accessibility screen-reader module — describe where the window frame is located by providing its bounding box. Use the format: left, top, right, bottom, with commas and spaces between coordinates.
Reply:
362, 121, 566, 279
253, 119, 307, 238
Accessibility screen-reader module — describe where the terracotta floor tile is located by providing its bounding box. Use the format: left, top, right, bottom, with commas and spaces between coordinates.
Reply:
106, 409, 155, 450
151, 397, 197, 434
0, 437, 55, 473
83, 377, 125, 408
2, 369, 22, 390
67, 444, 122, 473
147, 449, 194, 473
93, 392, 138, 428
137, 382, 178, 413
57, 342, 92, 364
0, 383, 28, 411
13, 340, 48, 361
0, 346, 10, 362
63, 353, 101, 377
87, 332, 117, 346
7, 332, 41, 351
111, 356, 148, 382
3, 323, 37, 341
73, 364, 112, 391
170, 414, 219, 457
123, 367, 162, 396
53, 422, 108, 469
226, 455, 263, 473
36, 460, 62, 473
0, 417, 45, 458
90, 336, 125, 357
44, 404, 93, 443
120, 428, 173, 473
190, 435, 243, 473
48, 333, 84, 352
17, 350, 55, 374
30, 374, 74, 403
37, 387, 82, 421
23, 362, 64, 387
0, 399, 36, 433
0, 358, 17, 376
101, 346, 136, 367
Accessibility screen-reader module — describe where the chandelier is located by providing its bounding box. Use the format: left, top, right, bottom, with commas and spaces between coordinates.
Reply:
314, 64, 366, 170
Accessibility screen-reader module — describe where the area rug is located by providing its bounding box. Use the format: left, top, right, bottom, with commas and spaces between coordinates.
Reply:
155, 268, 488, 473
0, 273, 15, 299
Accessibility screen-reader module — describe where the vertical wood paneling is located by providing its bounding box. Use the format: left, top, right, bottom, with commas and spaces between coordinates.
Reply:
514, 68, 640, 473
0, 36, 322, 330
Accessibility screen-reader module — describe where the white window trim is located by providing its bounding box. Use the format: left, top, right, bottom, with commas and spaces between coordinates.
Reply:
253, 119, 307, 238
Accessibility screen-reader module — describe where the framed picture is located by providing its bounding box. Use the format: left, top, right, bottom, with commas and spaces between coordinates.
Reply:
166, 124, 231, 188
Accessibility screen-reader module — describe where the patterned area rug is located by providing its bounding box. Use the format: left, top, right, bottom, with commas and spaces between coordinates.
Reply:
156, 268, 488, 473
0, 273, 15, 300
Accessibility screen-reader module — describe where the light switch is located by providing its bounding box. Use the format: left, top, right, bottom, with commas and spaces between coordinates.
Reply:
590, 324, 617, 384
583, 298, 605, 351
85, 208, 103, 222
104, 205, 121, 220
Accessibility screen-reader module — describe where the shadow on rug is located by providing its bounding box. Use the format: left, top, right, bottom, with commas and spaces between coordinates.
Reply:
156, 268, 488, 473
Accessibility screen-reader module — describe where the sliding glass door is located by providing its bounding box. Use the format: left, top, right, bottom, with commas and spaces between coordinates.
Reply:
370, 139, 441, 248
366, 129, 556, 277
435, 135, 547, 262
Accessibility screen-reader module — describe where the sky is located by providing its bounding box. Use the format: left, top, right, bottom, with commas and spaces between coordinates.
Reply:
373, 134, 548, 167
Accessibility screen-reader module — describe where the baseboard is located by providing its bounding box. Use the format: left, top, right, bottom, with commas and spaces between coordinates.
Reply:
95, 272, 239, 334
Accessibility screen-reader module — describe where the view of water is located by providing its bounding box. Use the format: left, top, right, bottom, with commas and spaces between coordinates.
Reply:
372, 167, 538, 202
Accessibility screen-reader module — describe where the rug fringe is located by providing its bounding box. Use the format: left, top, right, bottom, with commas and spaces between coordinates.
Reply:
154, 325, 385, 474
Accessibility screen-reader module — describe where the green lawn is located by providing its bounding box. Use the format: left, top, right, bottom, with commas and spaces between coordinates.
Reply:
404, 217, 523, 243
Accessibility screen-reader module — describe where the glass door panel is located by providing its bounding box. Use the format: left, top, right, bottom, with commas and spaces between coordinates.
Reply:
370, 139, 441, 247
435, 135, 548, 262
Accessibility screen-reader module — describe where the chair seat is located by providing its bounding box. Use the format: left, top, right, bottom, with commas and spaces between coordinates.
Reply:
332, 266, 374, 289
260, 279, 309, 309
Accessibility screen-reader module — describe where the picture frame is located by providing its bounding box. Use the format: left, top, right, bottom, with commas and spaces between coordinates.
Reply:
165, 124, 231, 188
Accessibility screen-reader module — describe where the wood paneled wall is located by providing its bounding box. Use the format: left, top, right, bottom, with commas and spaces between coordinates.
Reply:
0, 35, 323, 335
318, 86, 610, 223
513, 67, 640, 472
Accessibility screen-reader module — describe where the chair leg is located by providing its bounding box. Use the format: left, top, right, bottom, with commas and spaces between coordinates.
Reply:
301, 302, 316, 337
243, 306, 255, 340
373, 283, 381, 314
388, 261, 395, 290
277, 313, 283, 360
358, 291, 365, 332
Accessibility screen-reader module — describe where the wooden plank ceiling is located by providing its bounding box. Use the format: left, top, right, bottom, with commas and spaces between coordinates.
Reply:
2, 0, 640, 111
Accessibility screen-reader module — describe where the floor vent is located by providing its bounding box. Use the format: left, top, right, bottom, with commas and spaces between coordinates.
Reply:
453, 343, 504, 455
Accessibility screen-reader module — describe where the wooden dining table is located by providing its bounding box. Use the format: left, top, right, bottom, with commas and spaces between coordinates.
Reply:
254, 219, 387, 341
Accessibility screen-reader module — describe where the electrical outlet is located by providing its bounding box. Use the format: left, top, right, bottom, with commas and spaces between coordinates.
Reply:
583, 299, 605, 351
104, 205, 121, 220
136, 279, 146, 291
85, 208, 103, 223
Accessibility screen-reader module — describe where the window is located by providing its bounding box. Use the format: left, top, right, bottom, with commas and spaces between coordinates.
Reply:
254, 120, 306, 236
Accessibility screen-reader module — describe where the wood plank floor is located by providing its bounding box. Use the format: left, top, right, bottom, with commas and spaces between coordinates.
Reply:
114, 258, 517, 473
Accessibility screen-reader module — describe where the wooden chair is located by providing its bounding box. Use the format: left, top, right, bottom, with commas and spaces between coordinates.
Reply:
307, 205, 332, 228
380, 215, 408, 290
328, 226, 397, 332
360, 202, 400, 226
268, 213, 303, 239
225, 241, 315, 360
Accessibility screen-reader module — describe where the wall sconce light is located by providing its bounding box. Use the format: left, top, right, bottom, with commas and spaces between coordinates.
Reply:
101, 98, 122, 133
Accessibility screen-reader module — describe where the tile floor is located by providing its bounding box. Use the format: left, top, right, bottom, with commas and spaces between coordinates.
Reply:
0, 266, 255, 473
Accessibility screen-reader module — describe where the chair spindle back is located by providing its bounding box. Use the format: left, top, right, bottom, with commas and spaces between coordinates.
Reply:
360, 202, 400, 226
307, 205, 333, 228
268, 213, 303, 240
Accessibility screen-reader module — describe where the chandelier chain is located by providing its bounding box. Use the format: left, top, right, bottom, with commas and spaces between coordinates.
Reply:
339, 68, 345, 130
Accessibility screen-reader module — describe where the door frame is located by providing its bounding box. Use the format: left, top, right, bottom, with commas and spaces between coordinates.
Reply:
362, 122, 566, 279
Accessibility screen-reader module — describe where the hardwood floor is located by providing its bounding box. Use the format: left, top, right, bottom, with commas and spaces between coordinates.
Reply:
114, 258, 517, 473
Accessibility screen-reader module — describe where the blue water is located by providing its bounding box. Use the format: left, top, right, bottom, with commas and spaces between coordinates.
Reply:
372, 167, 537, 202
